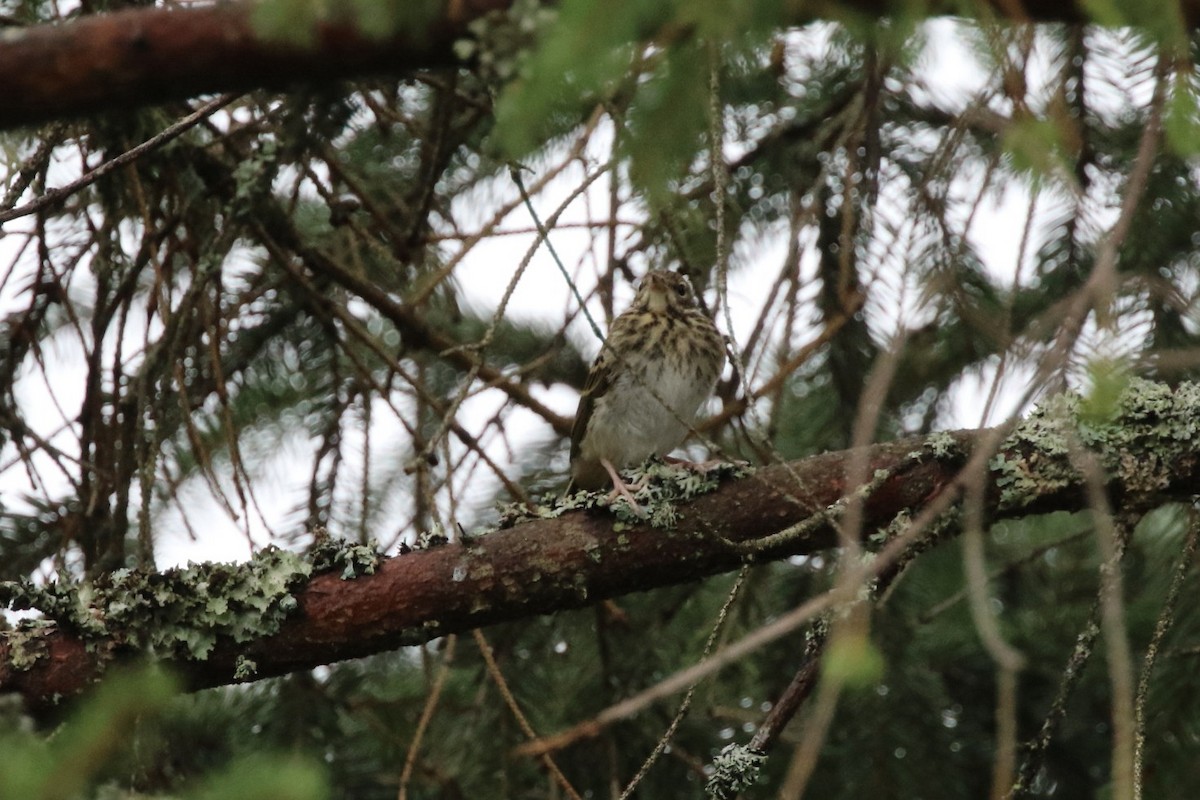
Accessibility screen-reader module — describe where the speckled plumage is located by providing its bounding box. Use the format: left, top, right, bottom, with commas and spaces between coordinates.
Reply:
569, 270, 725, 490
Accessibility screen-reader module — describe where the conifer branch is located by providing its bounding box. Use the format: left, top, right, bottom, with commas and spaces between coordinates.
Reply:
2, 380, 1198, 711
0, 0, 1190, 132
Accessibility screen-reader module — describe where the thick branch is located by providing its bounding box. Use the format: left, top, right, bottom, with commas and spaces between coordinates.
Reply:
0, 1, 505, 130
4, 0, 1199, 131
3, 380, 1199, 710
1, 432, 963, 709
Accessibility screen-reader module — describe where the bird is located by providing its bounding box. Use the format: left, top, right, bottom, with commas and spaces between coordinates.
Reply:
568, 269, 726, 509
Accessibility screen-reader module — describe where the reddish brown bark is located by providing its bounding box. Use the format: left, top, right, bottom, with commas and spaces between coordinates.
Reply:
3, 422, 1197, 711
0, 0, 509, 129
5, 0, 1200, 131
0, 432, 959, 709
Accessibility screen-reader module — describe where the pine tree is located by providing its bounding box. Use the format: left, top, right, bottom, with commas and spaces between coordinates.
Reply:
2, 2, 1200, 798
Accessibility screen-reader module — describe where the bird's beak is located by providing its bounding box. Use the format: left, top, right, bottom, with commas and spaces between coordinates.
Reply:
642, 273, 669, 313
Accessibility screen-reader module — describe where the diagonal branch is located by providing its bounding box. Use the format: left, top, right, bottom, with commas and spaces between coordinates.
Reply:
1, 380, 1198, 712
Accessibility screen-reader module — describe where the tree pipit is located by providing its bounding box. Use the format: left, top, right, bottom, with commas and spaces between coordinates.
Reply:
569, 270, 726, 513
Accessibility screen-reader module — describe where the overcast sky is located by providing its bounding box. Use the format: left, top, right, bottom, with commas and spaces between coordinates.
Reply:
0, 21, 1156, 569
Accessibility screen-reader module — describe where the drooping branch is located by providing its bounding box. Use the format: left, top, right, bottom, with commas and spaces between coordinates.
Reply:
1, 380, 1198, 711
0, 0, 1189, 132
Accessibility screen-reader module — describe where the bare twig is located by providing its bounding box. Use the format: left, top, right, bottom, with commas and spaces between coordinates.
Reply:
1133, 511, 1200, 799
0, 93, 241, 224
397, 635, 458, 800
473, 630, 584, 800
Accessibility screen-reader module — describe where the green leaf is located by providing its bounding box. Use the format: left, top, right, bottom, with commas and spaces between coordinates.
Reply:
189, 755, 328, 800
1080, 358, 1132, 426
1001, 115, 1076, 182
0, 666, 180, 800
493, 0, 672, 157
1165, 72, 1200, 156
625, 41, 710, 205
824, 631, 886, 688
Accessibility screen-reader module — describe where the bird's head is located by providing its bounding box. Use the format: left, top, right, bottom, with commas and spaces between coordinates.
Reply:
635, 270, 698, 315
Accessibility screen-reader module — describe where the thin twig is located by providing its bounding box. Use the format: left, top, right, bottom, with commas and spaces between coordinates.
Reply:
618, 567, 751, 799
0, 94, 241, 224
963, 466, 1026, 799
511, 165, 605, 344
514, 590, 837, 759
473, 630, 584, 800
397, 635, 458, 800
1132, 511, 1200, 800
1075, 449, 1136, 800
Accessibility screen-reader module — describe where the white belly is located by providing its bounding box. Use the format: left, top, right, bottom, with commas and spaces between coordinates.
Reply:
580, 358, 713, 467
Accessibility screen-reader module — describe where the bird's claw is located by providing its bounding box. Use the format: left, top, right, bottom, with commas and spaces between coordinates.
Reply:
601, 459, 648, 518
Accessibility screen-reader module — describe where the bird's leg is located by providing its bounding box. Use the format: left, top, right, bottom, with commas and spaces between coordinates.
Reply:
601, 458, 646, 517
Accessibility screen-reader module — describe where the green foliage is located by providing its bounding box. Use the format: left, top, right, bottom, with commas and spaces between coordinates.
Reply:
250, 0, 441, 44
0, 666, 327, 800
347, 0, 441, 40
7, 0, 1200, 797
0, 666, 178, 800
1077, 0, 1187, 52
494, 0, 789, 203
493, 0, 658, 156
824, 630, 886, 688
189, 756, 328, 800
623, 40, 712, 207
1002, 115, 1078, 183
1164, 68, 1200, 155
123, 577, 800, 799
1080, 357, 1132, 424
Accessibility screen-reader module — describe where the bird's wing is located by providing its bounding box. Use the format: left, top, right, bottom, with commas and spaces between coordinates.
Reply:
569, 344, 616, 465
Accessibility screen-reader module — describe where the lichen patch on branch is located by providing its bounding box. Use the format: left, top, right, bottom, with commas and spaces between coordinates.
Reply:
1, 546, 315, 672
991, 379, 1200, 512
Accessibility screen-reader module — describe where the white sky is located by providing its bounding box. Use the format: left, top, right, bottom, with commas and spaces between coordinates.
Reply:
0, 22, 1162, 569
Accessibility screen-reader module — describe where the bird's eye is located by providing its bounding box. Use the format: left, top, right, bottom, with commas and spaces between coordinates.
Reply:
674, 283, 688, 297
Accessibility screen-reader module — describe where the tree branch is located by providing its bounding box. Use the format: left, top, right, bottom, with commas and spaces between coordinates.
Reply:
2, 380, 1198, 711
1, 0, 1193, 132
0, 1, 505, 130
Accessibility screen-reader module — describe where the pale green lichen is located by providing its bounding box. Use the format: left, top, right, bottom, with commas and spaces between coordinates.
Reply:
0, 575, 106, 638
408, 528, 451, 551
990, 379, 1200, 512
453, 0, 556, 83
648, 500, 679, 529
496, 499, 564, 527
100, 546, 311, 660
926, 430, 960, 459
705, 743, 767, 798
869, 508, 913, 546
0, 546, 313, 668
602, 460, 752, 528
4, 621, 54, 672
234, 656, 258, 681
306, 527, 381, 579
500, 458, 753, 531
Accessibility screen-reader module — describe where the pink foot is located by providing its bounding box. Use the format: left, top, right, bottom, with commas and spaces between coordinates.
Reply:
600, 459, 646, 517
